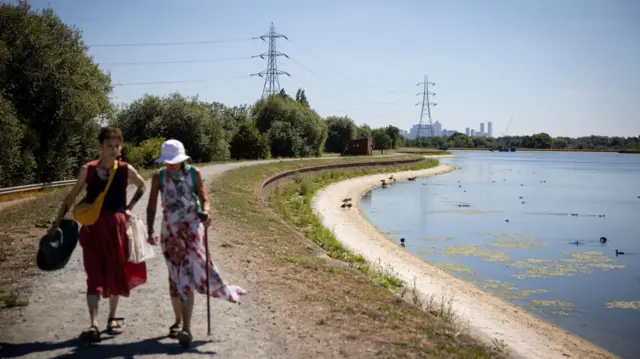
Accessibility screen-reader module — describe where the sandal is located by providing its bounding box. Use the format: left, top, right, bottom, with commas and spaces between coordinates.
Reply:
106, 317, 125, 335
177, 330, 193, 348
80, 325, 101, 344
169, 323, 182, 338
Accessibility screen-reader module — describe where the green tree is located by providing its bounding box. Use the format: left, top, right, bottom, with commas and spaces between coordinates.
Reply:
531, 133, 552, 149
0, 97, 34, 187
251, 93, 327, 158
358, 124, 372, 138
229, 121, 270, 160
552, 138, 568, 149
384, 125, 402, 149
0, 2, 112, 183
115, 93, 230, 162
472, 137, 488, 148
372, 128, 392, 152
295, 88, 309, 107
446, 132, 474, 148
324, 116, 358, 153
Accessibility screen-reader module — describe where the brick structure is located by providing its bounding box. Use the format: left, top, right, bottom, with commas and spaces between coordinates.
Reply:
343, 136, 373, 156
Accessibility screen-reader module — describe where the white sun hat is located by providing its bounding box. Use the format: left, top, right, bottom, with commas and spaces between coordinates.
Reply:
154, 139, 191, 164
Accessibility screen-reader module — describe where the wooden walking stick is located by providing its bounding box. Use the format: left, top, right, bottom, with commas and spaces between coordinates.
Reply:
198, 212, 212, 336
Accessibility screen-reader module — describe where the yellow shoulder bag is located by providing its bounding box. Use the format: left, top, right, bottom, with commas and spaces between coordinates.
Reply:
72, 160, 118, 226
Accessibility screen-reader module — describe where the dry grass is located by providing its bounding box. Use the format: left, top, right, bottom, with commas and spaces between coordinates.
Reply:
211, 156, 500, 358
0, 188, 69, 308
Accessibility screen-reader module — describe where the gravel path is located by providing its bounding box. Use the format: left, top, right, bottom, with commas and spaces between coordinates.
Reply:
0, 160, 306, 359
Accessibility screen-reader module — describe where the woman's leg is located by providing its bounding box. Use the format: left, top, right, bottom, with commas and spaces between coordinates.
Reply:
87, 294, 100, 328
181, 291, 195, 334
177, 291, 195, 346
168, 277, 183, 337
108, 295, 119, 319
171, 297, 182, 325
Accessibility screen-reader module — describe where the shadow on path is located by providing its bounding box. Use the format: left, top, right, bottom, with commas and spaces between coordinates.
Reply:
0, 336, 218, 358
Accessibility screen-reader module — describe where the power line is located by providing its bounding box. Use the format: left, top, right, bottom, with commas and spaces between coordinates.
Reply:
101, 56, 252, 66
286, 39, 409, 96
88, 38, 255, 48
286, 57, 403, 106
251, 22, 290, 98
113, 74, 250, 86
415, 75, 437, 146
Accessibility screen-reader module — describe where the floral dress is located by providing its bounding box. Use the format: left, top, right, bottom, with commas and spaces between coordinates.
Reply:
160, 166, 246, 303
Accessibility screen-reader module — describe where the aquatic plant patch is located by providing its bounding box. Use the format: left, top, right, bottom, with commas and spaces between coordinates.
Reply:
530, 300, 578, 317
431, 262, 475, 274
441, 244, 511, 262
507, 251, 626, 280
482, 232, 544, 249
605, 301, 640, 310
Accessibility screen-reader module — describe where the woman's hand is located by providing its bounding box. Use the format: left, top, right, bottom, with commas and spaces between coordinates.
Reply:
148, 231, 158, 245
47, 222, 60, 238
199, 210, 212, 228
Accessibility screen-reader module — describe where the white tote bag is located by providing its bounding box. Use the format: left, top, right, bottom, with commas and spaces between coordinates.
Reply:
126, 214, 156, 264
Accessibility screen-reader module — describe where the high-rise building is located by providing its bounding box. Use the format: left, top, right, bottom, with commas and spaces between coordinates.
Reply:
465, 128, 470, 136
470, 129, 475, 137
480, 123, 485, 136
487, 122, 493, 138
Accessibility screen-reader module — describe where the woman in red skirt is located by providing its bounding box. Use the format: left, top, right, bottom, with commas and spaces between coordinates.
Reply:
47, 126, 148, 343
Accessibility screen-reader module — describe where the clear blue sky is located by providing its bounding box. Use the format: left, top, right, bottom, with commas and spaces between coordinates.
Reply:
26, 0, 640, 137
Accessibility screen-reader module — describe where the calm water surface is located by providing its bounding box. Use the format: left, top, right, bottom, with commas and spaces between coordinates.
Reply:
360, 151, 640, 358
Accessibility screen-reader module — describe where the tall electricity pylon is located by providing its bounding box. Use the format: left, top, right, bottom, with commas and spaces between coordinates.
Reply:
251, 22, 290, 98
415, 75, 437, 146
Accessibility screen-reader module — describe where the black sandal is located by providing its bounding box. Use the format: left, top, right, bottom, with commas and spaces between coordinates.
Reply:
80, 325, 101, 344
177, 330, 193, 348
169, 323, 182, 338
106, 317, 125, 335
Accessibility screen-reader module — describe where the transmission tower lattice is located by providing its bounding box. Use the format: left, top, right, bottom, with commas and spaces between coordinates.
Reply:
415, 75, 438, 146
251, 22, 290, 98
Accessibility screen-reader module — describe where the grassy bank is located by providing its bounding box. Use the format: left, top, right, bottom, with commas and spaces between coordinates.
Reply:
212, 157, 498, 358
619, 149, 640, 154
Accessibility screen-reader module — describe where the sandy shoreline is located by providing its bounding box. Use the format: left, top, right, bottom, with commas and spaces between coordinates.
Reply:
312, 164, 616, 359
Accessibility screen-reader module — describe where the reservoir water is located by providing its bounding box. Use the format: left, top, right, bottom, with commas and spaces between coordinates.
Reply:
360, 151, 640, 358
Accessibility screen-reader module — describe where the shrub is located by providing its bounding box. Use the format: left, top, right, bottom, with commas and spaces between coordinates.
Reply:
123, 137, 165, 168
229, 122, 271, 160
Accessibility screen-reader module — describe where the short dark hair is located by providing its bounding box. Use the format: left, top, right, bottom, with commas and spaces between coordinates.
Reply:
98, 126, 123, 144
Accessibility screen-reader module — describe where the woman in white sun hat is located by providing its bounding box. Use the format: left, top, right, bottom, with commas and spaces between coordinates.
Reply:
146, 139, 247, 347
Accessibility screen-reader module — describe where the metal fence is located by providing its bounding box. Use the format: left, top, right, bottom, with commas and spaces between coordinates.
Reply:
0, 180, 76, 196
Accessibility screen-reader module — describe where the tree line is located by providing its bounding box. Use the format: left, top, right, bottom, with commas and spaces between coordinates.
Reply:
405, 132, 639, 151
0, 2, 403, 187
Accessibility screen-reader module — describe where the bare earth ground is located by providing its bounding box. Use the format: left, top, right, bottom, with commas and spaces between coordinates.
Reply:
0, 159, 336, 359
312, 165, 618, 359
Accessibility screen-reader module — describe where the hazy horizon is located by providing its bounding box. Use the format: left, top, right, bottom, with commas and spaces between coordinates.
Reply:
21, 0, 640, 138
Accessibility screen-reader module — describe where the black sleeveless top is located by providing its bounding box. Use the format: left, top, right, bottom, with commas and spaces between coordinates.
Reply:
85, 160, 128, 213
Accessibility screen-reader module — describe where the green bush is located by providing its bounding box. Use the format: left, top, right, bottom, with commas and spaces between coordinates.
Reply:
229, 121, 271, 160
123, 137, 165, 168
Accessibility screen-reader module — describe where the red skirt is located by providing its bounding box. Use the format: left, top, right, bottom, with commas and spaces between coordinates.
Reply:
79, 210, 147, 297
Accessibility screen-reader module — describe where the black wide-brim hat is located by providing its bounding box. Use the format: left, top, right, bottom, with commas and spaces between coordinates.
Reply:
36, 219, 79, 271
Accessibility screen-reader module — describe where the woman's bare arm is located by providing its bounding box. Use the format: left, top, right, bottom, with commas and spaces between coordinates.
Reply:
194, 167, 210, 213
126, 164, 146, 211
146, 172, 160, 236
49, 165, 88, 232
